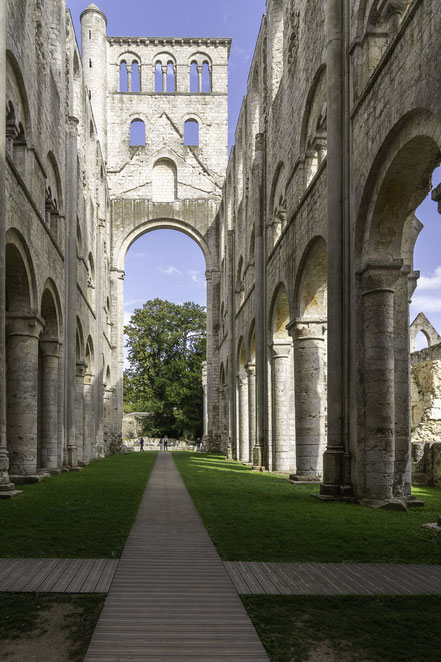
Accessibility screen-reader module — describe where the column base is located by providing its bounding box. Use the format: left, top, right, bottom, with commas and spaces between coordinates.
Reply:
0, 488, 22, 499
10, 474, 49, 485
405, 495, 424, 508
358, 497, 409, 511
251, 465, 266, 472
289, 472, 321, 483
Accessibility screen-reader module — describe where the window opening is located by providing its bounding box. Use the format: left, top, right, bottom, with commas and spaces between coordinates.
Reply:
184, 119, 199, 146
155, 62, 163, 92
202, 62, 211, 92
89, 59, 92, 68
190, 61, 198, 93
130, 119, 145, 146
166, 62, 175, 93
120, 62, 128, 92
131, 61, 140, 92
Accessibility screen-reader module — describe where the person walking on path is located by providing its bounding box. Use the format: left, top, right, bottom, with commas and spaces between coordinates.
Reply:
162, 435, 168, 452
139, 437, 144, 452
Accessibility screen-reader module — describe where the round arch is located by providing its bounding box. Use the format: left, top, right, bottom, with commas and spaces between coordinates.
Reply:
40, 278, 63, 339
294, 236, 328, 320
5, 228, 37, 312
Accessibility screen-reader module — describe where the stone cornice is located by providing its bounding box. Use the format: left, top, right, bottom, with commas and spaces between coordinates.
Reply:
107, 37, 232, 54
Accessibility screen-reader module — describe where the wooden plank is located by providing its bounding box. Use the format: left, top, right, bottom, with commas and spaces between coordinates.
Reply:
0, 559, 23, 583
246, 563, 280, 594
7, 559, 48, 592
22, 558, 62, 592
95, 560, 118, 593
81, 559, 109, 593
40, 559, 75, 592
51, 559, 86, 593
223, 562, 251, 594
0, 559, 37, 590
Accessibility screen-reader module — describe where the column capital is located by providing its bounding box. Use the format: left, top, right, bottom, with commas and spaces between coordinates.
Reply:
6, 313, 44, 339
378, 0, 407, 18
287, 318, 327, 341
67, 115, 80, 132
40, 338, 61, 358
359, 259, 403, 294
245, 362, 256, 376
271, 339, 292, 358
76, 360, 88, 378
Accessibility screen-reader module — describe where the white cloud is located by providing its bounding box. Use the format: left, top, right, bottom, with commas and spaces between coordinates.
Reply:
188, 269, 204, 286
123, 310, 132, 326
411, 295, 441, 313
124, 299, 145, 308
416, 266, 441, 291
158, 265, 183, 277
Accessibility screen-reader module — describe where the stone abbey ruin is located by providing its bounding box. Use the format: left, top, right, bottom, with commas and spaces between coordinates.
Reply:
1, 0, 440, 507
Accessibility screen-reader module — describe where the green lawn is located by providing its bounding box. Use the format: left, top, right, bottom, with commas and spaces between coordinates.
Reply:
0, 452, 157, 558
242, 595, 441, 662
173, 452, 441, 563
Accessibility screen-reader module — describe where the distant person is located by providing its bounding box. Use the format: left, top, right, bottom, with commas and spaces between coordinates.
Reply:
196, 438, 201, 452
162, 435, 168, 452
139, 437, 144, 452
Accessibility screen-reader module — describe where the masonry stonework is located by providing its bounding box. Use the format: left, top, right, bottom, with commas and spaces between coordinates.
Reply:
1, 0, 440, 509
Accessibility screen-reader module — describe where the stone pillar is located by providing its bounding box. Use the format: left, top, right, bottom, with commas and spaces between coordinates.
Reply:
127, 64, 132, 93
95, 218, 105, 456
227, 230, 237, 458
204, 271, 216, 446
271, 340, 293, 472
202, 362, 208, 439
162, 66, 167, 92
237, 375, 249, 462
65, 117, 79, 468
289, 320, 327, 479
83, 369, 95, 464
320, 0, 348, 498
6, 314, 44, 478
197, 65, 203, 93
75, 361, 87, 465
253, 133, 266, 469
0, 0, 19, 497
246, 362, 256, 463
361, 262, 402, 500
39, 339, 61, 473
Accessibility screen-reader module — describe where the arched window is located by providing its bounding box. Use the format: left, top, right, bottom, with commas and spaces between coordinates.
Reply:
131, 61, 140, 92
152, 159, 177, 202
202, 62, 211, 93
190, 61, 198, 93
155, 62, 163, 92
184, 119, 199, 146
90, 120, 95, 139
167, 62, 175, 92
130, 119, 146, 146
119, 61, 128, 92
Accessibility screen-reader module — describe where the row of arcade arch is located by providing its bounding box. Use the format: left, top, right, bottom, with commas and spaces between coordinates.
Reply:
119, 55, 212, 94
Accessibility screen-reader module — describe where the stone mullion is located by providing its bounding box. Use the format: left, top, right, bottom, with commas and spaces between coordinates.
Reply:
83, 373, 94, 464
6, 314, 44, 478
75, 361, 87, 465
39, 339, 61, 472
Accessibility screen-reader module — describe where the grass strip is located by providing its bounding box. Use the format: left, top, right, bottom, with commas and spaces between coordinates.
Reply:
242, 595, 441, 662
0, 452, 157, 558
173, 452, 441, 563
0, 593, 105, 661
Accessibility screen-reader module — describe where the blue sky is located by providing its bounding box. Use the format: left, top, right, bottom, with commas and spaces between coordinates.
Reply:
66, 1, 441, 352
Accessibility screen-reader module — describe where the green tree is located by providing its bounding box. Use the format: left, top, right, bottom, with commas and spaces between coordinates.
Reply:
124, 299, 206, 438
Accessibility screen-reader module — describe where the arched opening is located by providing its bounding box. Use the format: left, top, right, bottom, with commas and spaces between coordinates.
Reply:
202, 62, 211, 93
131, 61, 140, 92
236, 339, 249, 463
155, 61, 163, 92
5, 235, 40, 479
293, 237, 328, 479
152, 158, 177, 202
84, 338, 96, 464
130, 119, 146, 147
301, 66, 327, 188
235, 255, 245, 308
87, 252, 95, 308
184, 119, 199, 146
190, 61, 198, 93
269, 285, 295, 472
39, 285, 61, 474
356, 120, 441, 501
166, 62, 175, 92
247, 324, 257, 463
119, 61, 128, 92
122, 228, 208, 442
75, 319, 86, 465
219, 362, 228, 450
269, 163, 286, 247
414, 330, 429, 351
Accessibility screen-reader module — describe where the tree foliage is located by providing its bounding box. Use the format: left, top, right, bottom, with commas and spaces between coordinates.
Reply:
123, 299, 206, 438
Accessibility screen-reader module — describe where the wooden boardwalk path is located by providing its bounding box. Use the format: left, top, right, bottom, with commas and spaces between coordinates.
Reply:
84, 451, 269, 661
224, 561, 441, 595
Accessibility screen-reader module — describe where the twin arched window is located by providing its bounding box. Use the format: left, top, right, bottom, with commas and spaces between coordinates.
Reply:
129, 118, 199, 147
155, 60, 176, 93
190, 61, 211, 93
119, 60, 141, 93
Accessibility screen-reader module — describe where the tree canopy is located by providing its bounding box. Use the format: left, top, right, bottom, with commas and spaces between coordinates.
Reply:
123, 298, 206, 439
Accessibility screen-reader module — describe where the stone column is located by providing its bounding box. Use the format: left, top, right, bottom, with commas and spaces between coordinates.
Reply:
0, 0, 19, 497
197, 65, 203, 93
320, 0, 348, 498
161, 65, 167, 92
237, 375, 249, 462
361, 262, 402, 500
127, 64, 132, 93
253, 133, 266, 469
83, 369, 95, 464
75, 361, 87, 465
6, 314, 44, 478
289, 320, 327, 479
246, 362, 256, 463
227, 230, 237, 458
204, 271, 216, 446
39, 339, 61, 473
202, 362, 208, 439
95, 217, 105, 456
271, 340, 293, 472
65, 117, 79, 468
